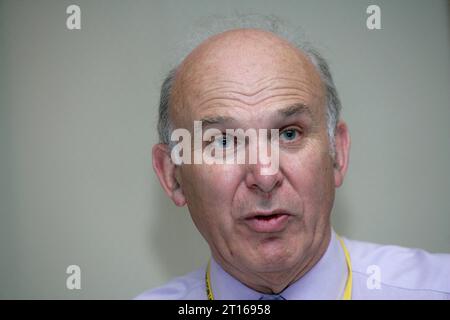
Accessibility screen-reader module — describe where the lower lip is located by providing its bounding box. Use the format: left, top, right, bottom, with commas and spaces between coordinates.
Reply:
244, 214, 290, 233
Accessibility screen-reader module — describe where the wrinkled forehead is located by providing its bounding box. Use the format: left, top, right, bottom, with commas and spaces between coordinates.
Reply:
170, 29, 325, 125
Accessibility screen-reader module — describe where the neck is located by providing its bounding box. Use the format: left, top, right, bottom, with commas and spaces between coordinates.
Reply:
212, 229, 332, 294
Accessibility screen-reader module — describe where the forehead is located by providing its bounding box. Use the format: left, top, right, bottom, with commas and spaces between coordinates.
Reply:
171, 29, 325, 125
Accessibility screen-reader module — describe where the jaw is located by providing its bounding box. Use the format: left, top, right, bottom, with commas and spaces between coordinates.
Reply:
208, 223, 332, 294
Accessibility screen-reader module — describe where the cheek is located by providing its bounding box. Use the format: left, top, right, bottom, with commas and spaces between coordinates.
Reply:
181, 164, 242, 229
282, 146, 335, 214
191, 165, 240, 201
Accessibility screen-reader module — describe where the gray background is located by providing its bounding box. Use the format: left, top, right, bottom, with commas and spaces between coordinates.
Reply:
0, 0, 449, 299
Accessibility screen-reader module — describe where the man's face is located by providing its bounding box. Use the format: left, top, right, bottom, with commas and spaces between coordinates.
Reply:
163, 30, 347, 276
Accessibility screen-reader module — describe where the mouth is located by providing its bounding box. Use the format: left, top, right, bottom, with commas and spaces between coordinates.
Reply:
244, 211, 292, 233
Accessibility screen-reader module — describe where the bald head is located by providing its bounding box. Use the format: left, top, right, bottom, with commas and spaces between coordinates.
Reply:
178, 28, 318, 83
170, 29, 324, 123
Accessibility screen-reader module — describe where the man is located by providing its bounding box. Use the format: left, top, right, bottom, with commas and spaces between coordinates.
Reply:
137, 23, 450, 299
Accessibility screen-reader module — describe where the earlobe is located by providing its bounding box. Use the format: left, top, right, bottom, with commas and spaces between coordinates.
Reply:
333, 121, 351, 188
152, 143, 187, 206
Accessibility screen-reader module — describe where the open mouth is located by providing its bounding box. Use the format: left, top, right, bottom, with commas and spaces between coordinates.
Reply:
244, 213, 290, 233
254, 213, 284, 220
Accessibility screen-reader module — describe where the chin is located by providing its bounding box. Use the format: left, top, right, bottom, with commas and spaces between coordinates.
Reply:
246, 249, 296, 273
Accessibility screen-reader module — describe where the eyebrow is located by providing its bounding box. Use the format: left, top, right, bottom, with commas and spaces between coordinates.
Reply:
199, 115, 236, 129
277, 103, 312, 118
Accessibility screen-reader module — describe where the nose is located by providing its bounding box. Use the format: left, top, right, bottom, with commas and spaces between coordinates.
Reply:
244, 162, 284, 195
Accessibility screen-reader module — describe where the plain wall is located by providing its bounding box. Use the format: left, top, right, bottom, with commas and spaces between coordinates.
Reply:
0, 0, 449, 299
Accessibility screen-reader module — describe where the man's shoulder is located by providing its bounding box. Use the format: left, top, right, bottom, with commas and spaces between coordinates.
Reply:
135, 265, 206, 300
343, 237, 450, 298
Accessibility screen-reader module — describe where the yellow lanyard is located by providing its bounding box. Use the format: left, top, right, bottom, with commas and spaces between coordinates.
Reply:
339, 235, 353, 300
205, 235, 352, 300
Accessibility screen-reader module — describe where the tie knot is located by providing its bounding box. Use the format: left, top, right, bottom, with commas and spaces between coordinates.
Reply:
259, 294, 286, 300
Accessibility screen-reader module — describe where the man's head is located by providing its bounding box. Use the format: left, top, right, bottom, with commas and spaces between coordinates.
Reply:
153, 27, 350, 293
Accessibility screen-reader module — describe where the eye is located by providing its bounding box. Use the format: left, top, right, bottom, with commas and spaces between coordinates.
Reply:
213, 133, 235, 149
280, 128, 301, 142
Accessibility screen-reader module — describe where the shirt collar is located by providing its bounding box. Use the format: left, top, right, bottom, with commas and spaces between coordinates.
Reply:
209, 229, 347, 300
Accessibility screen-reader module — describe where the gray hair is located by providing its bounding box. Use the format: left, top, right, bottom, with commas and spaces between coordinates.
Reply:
157, 14, 342, 156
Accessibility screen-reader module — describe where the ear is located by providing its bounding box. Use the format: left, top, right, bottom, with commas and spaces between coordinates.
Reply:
333, 121, 351, 188
152, 143, 186, 206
